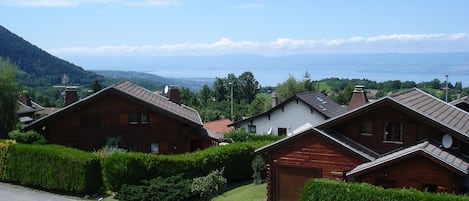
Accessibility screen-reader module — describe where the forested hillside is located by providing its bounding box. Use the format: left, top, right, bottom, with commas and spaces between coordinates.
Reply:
0, 25, 104, 87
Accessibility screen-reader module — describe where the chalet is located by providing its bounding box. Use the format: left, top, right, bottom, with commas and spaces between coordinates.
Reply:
256, 88, 469, 201
24, 81, 215, 154
17, 91, 44, 123
230, 92, 347, 136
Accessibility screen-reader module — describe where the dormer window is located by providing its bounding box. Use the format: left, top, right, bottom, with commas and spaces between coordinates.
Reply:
384, 122, 403, 142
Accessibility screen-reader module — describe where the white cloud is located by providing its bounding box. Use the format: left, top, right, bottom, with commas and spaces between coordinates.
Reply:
48, 33, 469, 56
0, 0, 180, 7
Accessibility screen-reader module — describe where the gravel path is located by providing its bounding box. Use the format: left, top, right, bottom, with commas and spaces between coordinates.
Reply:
0, 182, 88, 201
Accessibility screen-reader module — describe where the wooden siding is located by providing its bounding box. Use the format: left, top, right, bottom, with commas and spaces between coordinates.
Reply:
264, 133, 366, 201
333, 104, 450, 154
36, 92, 210, 153
355, 155, 464, 194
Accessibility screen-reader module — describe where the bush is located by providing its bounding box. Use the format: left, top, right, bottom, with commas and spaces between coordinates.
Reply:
225, 129, 284, 142
0, 139, 15, 180
103, 140, 272, 191
251, 155, 266, 184
299, 179, 469, 201
116, 174, 193, 201
191, 169, 227, 200
8, 130, 46, 144
4, 144, 102, 194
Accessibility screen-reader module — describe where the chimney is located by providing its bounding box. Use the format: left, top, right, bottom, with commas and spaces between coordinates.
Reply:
348, 85, 369, 111
19, 91, 32, 106
271, 93, 278, 108
169, 86, 181, 105
64, 88, 79, 106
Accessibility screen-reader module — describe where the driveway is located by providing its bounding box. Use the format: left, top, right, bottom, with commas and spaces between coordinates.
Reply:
0, 182, 88, 201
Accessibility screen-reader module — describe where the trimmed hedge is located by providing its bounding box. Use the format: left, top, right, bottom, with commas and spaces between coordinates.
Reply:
103, 141, 271, 191
299, 179, 469, 201
3, 144, 102, 194
0, 139, 15, 180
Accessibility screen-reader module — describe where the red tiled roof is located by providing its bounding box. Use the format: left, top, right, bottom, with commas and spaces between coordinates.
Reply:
203, 119, 233, 134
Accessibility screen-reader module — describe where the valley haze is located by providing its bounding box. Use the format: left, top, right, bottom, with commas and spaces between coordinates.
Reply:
63, 53, 469, 87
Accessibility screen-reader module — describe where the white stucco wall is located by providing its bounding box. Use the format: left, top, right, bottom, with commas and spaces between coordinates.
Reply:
238, 100, 327, 136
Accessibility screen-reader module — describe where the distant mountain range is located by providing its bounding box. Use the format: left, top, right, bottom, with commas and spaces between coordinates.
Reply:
0, 25, 211, 91
93, 70, 214, 91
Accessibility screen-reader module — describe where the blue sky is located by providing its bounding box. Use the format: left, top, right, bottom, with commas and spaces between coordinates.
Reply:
1, 0, 469, 57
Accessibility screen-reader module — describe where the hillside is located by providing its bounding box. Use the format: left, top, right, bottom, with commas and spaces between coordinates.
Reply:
0, 25, 103, 87
94, 70, 214, 91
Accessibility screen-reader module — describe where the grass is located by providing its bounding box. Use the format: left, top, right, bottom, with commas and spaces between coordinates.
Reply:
212, 182, 267, 201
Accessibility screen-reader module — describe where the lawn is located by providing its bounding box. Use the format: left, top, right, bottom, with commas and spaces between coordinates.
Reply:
213, 182, 267, 201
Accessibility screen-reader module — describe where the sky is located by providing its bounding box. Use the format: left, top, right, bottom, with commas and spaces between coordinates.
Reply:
1, 0, 469, 85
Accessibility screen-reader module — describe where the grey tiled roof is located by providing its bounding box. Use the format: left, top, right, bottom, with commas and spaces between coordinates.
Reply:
231, 91, 346, 127
347, 140, 469, 176
113, 81, 202, 125
390, 88, 469, 137
296, 92, 348, 118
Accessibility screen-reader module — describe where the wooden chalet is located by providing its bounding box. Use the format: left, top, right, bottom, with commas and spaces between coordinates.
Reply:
24, 81, 216, 154
256, 88, 469, 201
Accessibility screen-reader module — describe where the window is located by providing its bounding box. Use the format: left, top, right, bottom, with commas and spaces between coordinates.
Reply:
384, 122, 403, 142
278, 128, 287, 136
128, 113, 150, 124
361, 120, 372, 135
151, 143, 159, 154
424, 184, 438, 193
248, 125, 257, 133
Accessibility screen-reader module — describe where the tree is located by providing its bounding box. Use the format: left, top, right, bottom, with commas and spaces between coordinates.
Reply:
333, 84, 354, 105
198, 84, 213, 107
303, 71, 314, 91
90, 79, 102, 93
238, 71, 259, 104
0, 58, 19, 137
274, 75, 306, 101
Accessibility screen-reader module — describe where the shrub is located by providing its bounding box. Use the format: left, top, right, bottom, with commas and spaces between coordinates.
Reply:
299, 179, 469, 201
225, 129, 284, 142
251, 155, 266, 184
8, 130, 46, 144
4, 144, 102, 194
191, 169, 227, 200
0, 139, 15, 180
116, 174, 193, 201
103, 140, 272, 191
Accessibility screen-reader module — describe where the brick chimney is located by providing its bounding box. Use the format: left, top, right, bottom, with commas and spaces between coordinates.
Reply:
64, 88, 79, 106
348, 85, 369, 111
271, 93, 278, 108
169, 86, 181, 105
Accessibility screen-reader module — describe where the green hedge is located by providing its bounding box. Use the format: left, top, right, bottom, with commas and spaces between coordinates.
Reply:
3, 144, 102, 194
103, 141, 270, 191
299, 179, 469, 201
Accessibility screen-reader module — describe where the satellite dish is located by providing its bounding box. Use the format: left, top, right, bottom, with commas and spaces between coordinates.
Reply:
164, 86, 169, 94
442, 134, 453, 149
267, 127, 273, 135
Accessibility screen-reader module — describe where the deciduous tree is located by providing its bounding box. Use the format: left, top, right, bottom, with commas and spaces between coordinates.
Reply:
0, 58, 19, 137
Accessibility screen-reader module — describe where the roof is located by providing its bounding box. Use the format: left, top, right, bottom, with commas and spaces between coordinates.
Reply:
203, 119, 233, 134
318, 88, 469, 140
450, 96, 469, 106
24, 81, 203, 130
17, 101, 43, 115
347, 140, 469, 176
256, 88, 469, 163
389, 88, 469, 138
255, 127, 377, 161
231, 91, 347, 126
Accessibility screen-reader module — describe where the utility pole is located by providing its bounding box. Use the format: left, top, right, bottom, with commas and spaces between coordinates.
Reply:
229, 82, 234, 121
445, 74, 449, 102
